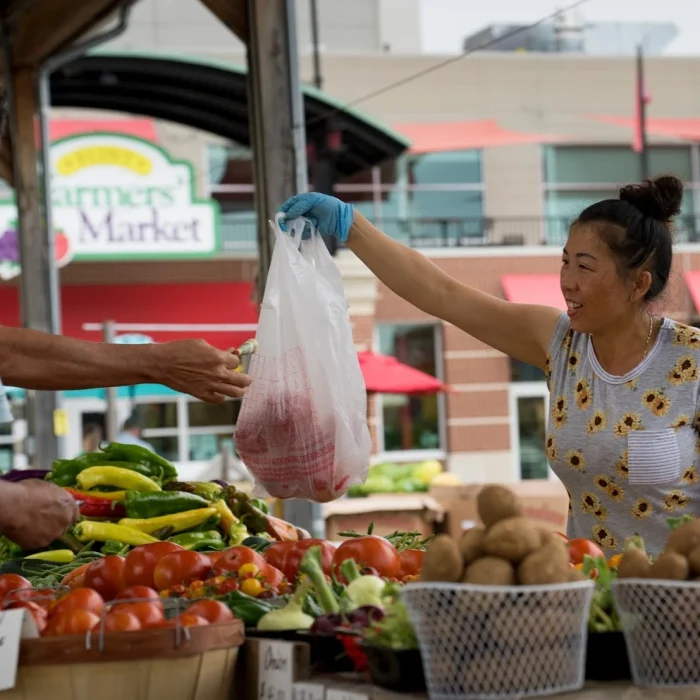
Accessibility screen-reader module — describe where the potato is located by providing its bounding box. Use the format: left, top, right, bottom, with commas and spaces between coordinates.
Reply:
518, 544, 572, 585
666, 519, 700, 556
463, 557, 516, 586
477, 484, 523, 528
616, 548, 652, 579
688, 546, 700, 576
460, 527, 485, 565
482, 517, 543, 563
566, 567, 586, 582
420, 533, 463, 582
649, 551, 690, 581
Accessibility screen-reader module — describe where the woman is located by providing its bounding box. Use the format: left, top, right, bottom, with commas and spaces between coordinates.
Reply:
279, 175, 697, 556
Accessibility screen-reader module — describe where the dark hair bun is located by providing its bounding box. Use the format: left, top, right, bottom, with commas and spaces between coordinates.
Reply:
619, 176, 683, 222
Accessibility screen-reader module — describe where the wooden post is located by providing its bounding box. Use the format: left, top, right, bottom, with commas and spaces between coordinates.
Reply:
2, 60, 60, 467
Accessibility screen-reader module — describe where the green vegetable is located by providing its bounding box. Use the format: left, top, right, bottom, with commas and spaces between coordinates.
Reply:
228, 522, 248, 546
251, 498, 269, 514
256, 580, 314, 631
668, 515, 695, 531
299, 546, 340, 615
0, 536, 24, 564
99, 442, 178, 481
340, 558, 386, 609
241, 536, 273, 553
364, 598, 419, 650
47, 458, 163, 487
394, 477, 428, 493
100, 541, 130, 556
583, 555, 620, 633
219, 590, 276, 626
189, 482, 224, 501
124, 491, 210, 519
169, 531, 225, 551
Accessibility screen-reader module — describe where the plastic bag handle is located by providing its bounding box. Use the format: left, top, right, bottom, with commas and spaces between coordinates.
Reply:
275, 212, 315, 247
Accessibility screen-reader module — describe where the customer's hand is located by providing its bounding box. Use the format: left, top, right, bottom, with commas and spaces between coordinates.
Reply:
2, 480, 79, 550
279, 193, 354, 242
153, 340, 252, 403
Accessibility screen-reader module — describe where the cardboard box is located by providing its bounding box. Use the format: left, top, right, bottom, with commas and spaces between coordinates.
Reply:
322, 494, 445, 542
431, 480, 569, 541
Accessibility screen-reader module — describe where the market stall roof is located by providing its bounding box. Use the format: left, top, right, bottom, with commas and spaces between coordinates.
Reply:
359, 351, 450, 394
50, 50, 410, 178
501, 274, 566, 310
684, 272, 700, 312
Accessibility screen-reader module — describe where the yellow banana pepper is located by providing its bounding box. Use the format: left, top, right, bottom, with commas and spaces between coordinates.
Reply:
73, 521, 159, 546
212, 499, 237, 533
25, 549, 75, 563
77, 466, 161, 493
118, 507, 219, 536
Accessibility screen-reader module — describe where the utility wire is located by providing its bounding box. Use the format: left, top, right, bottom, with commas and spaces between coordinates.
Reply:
305, 0, 592, 127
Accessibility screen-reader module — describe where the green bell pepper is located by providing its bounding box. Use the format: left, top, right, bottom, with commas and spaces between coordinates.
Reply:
168, 531, 225, 551
47, 458, 163, 487
99, 442, 178, 481
124, 491, 210, 519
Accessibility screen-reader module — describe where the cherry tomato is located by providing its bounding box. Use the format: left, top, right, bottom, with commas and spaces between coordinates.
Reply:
263, 541, 295, 572
332, 536, 400, 580
0, 574, 33, 605
84, 555, 125, 601
568, 539, 605, 566
153, 551, 211, 592
115, 585, 161, 606
4, 600, 47, 633
124, 542, 183, 589
282, 540, 335, 582
185, 599, 234, 624
50, 588, 104, 619
103, 610, 141, 633
116, 602, 164, 629
398, 549, 424, 578
48, 609, 101, 637
213, 546, 267, 575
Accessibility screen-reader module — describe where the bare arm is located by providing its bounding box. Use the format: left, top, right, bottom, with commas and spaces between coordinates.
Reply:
347, 213, 562, 369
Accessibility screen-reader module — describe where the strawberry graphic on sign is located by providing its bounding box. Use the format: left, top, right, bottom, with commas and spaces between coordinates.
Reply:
0, 219, 72, 280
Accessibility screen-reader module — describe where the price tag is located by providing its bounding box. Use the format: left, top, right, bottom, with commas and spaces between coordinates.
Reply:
0, 608, 39, 691
293, 682, 325, 700
325, 690, 369, 700
258, 640, 295, 700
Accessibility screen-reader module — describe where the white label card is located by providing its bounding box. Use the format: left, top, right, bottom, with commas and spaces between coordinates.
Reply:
0, 608, 39, 691
293, 682, 325, 700
325, 690, 369, 700
258, 640, 295, 700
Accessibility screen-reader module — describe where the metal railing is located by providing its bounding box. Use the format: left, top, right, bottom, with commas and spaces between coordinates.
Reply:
219, 215, 700, 253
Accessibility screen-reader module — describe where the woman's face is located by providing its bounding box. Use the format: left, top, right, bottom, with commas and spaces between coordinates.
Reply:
560, 224, 649, 334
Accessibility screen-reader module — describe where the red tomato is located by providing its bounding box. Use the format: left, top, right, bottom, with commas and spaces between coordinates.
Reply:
205, 551, 227, 566
568, 539, 605, 566
124, 542, 183, 589
84, 555, 125, 600
332, 536, 400, 580
398, 549, 424, 578
213, 546, 267, 575
115, 585, 161, 605
282, 540, 335, 582
50, 588, 104, 619
48, 609, 101, 637
117, 602, 164, 629
169, 613, 208, 628
0, 574, 33, 604
185, 600, 234, 624
260, 565, 285, 591
263, 541, 295, 572
153, 551, 211, 592
103, 610, 141, 633
4, 600, 47, 633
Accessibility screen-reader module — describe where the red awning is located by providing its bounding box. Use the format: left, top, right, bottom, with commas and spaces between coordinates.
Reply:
394, 119, 563, 154
591, 116, 700, 141
358, 351, 449, 394
38, 119, 159, 144
501, 274, 566, 311
685, 272, 700, 311
0, 282, 257, 349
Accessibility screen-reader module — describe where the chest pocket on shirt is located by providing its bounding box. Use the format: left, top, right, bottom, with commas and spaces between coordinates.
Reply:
628, 429, 681, 485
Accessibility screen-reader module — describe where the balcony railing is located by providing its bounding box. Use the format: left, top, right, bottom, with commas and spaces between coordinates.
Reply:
219, 215, 700, 253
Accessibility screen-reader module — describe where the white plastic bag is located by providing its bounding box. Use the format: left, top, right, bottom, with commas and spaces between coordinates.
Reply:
234, 214, 371, 502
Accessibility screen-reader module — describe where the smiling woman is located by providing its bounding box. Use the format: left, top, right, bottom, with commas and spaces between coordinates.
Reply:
276, 175, 700, 556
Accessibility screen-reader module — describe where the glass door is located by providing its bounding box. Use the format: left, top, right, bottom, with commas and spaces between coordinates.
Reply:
509, 382, 552, 481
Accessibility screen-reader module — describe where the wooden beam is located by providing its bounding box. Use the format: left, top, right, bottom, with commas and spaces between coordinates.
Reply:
9, 0, 125, 66
199, 0, 248, 43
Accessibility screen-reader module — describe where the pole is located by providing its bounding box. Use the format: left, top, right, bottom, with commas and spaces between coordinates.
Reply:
310, 0, 323, 90
637, 44, 649, 180
103, 320, 119, 443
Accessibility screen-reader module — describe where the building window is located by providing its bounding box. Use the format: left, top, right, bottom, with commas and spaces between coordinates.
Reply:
376, 323, 444, 453
509, 383, 550, 481
542, 145, 697, 244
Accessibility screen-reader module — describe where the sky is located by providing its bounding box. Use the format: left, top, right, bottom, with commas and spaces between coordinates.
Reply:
420, 0, 700, 55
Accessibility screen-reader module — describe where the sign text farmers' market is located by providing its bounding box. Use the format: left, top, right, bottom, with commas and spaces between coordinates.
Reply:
0, 132, 219, 270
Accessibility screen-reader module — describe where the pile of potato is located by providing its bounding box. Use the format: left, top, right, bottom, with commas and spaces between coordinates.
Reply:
421, 484, 584, 586
618, 518, 700, 581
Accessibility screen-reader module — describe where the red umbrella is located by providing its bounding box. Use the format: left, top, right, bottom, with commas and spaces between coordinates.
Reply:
358, 351, 450, 394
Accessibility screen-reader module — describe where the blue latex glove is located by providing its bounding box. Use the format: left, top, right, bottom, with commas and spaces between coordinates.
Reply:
278, 193, 354, 242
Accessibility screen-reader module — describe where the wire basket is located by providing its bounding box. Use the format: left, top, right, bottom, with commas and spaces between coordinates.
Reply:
401, 581, 595, 700
612, 579, 700, 687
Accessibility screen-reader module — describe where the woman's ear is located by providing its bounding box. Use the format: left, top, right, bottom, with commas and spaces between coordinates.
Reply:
633, 269, 653, 301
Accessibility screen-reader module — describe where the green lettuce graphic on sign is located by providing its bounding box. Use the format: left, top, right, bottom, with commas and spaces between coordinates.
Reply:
0, 219, 72, 280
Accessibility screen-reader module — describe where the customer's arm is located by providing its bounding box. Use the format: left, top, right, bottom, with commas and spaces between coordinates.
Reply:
0, 326, 250, 402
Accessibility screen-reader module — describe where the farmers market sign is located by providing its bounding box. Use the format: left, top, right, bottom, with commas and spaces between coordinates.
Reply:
0, 132, 220, 279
